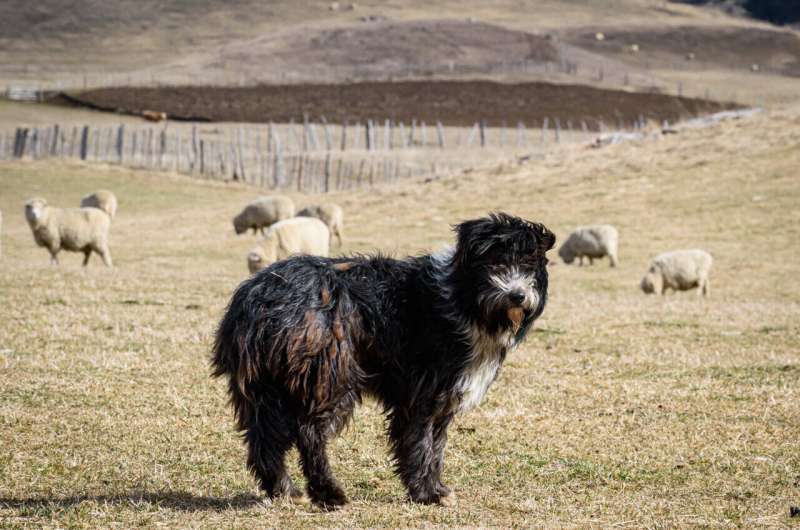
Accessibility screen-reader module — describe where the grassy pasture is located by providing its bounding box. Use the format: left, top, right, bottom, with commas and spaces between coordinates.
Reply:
0, 107, 798, 528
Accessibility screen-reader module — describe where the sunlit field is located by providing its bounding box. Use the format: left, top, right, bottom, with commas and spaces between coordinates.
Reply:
1, 107, 798, 528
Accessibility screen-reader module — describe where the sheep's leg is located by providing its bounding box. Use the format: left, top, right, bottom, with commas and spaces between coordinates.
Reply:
589, 257, 594, 266
98, 245, 113, 268
49, 250, 59, 266
82, 249, 92, 267
259, 227, 267, 236
334, 225, 344, 247
578, 256, 584, 266
701, 278, 710, 297
609, 253, 618, 267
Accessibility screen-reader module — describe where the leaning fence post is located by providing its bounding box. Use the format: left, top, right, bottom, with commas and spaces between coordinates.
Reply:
79, 125, 90, 160
320, 116, 332, 150
50, 124, 60, 156
115, 125, 124, 163
324, 152, 332, 192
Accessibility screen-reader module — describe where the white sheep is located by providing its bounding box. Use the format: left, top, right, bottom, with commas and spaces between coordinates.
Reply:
80, 190, 118, 220
233, 195, 294, 235
558, 224, 619, 267
297, 203, 345, 246
640, 249, 712, 297
247, 217, 330, 274
24, 198, 113, 267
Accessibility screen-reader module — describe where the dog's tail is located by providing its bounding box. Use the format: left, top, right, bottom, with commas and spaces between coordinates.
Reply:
212, 259, 366, 422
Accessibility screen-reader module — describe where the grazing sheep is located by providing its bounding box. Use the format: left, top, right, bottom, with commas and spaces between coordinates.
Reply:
233, 196, 295, 236
297, 203, 345, 246
558, 224, 619, 267
641, 249, 712, 297
80, 190, 118, 220
247, 217, 329, 274
24, 198, 113, 267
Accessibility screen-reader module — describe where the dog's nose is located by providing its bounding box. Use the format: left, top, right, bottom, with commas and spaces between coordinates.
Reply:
509, 290, 526, 305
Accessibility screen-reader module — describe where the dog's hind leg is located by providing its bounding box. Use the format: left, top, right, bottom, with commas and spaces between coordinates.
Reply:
296, 417, 348, 509
241, 392, 303, 501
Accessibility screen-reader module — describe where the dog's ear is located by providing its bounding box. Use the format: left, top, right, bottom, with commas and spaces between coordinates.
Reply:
537, 225, 556, 252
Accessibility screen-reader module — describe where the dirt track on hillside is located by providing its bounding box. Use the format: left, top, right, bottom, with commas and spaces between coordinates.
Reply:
60, 80, 737, 128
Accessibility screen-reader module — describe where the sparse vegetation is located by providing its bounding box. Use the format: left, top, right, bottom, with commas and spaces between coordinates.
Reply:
1, 106, 798, 527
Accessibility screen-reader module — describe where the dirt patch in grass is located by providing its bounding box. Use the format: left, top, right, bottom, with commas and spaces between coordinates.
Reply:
58, 80, 738, 127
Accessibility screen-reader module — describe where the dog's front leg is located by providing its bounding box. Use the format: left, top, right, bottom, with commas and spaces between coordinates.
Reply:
388, 410, 455, 506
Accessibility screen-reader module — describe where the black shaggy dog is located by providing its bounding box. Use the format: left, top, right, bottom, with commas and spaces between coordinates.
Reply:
212, 212, 555, 509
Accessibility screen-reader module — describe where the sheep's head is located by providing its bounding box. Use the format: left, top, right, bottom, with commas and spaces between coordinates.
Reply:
24, 198, 48, 227
233, 213, 248, 235
640, 266, 661, 295
558, 240, 575, 264
247, 247, 266, 274
247, 237, 278, 274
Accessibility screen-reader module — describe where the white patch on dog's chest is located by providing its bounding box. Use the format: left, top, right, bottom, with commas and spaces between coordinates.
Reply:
456, 327, 513, 413
457, 358, 501, 412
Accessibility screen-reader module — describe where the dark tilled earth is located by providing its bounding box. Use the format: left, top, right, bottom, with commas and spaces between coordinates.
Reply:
60, 80, 738, 128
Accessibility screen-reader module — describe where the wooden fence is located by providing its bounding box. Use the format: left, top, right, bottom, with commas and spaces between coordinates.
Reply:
0, 116, 634, 192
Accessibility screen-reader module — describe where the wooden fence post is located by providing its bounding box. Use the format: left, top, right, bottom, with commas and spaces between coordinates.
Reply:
199, 139, 205, 176
159, 129, 168, 168
466, 122, 478, 146
479, 120, 486, 148
176, 131, 182, 172
324, 152, 332, 192
115, 125, 124, 163
541, 118, 549, 145
340, 120, 347, 151
366, 120, 373, 151
80, 126, 90, 160
321, 116, 332, 150
436, 121, 445, 149
50, 124, 60, 156
554, 118, 561, 143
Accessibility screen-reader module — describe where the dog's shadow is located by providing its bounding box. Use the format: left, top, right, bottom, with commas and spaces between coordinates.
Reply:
0, 491, 263, 513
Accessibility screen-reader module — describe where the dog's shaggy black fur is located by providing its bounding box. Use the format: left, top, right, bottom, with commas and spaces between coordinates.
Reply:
212, 212, 555, 508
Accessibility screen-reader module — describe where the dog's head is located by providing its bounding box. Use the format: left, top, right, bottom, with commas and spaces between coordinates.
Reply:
451, 212, 555, 339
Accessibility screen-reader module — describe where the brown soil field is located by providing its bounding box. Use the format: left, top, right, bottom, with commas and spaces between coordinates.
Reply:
60, 80, 737, 128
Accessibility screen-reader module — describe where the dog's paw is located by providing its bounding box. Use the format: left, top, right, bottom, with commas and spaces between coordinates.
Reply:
409, 488, 456, 507
309, 485, 348, 511
437, 490, 457, 507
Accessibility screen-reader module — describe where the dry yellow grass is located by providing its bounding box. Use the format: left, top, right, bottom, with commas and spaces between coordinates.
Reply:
1, 105, 799, 528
